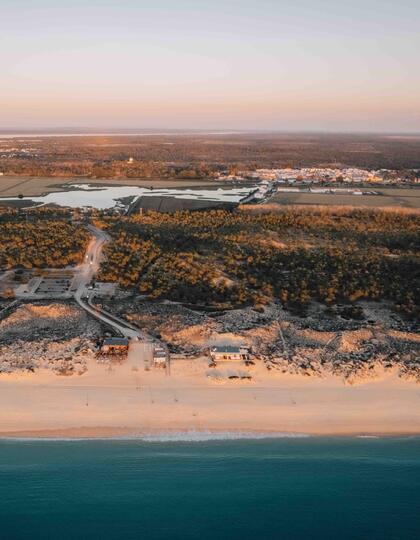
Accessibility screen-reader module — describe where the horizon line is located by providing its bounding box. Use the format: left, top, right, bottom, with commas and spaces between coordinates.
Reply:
1, 127, 420, 137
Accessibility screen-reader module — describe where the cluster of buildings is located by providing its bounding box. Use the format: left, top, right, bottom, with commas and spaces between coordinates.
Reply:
100, 338, 251, 369
253, 168, 383, 183
216, 168, 418, 185
100, 338, 169, 368
0, 147, 38, 159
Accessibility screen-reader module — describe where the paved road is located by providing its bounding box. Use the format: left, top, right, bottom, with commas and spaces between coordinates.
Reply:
72, 225, 109, 291
4, 222, 166, 367
8, 223, 146, 339
74, 225, 145, 340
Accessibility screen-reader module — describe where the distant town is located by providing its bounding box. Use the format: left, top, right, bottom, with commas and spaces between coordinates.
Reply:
216, 167, 420, 185
0, 132, 419, 439
1, 132, 420, 182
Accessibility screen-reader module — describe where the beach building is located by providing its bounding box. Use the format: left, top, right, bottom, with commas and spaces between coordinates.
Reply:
153, 345, 168, 368
101, 337, 129, 354
210, 345, 249, 363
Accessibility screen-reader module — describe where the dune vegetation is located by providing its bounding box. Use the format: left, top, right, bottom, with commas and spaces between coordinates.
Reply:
0, 208, 89, 269
96, 206, 419, 317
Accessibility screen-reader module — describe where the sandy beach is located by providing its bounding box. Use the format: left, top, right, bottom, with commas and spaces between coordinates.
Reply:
1, 354, 419, 438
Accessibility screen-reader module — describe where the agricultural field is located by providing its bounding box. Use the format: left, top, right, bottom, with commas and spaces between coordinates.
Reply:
270, 187, 420, 209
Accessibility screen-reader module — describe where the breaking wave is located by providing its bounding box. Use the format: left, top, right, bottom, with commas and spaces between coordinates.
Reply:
0, 431, 311, 442
138, 431, 311, 442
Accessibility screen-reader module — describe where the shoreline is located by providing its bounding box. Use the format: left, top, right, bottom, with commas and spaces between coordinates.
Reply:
1, 427, 420, 441
0, 176, 225, 199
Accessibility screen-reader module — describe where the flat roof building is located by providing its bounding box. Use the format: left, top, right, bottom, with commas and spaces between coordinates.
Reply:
101, 337, 129, 354
210, 345, 249, 363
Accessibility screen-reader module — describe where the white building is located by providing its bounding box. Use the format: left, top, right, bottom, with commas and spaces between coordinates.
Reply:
210, 345, 249, 363
153, 345, 168, 367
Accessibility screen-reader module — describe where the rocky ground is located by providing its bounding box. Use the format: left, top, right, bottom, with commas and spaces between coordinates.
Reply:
2, 297, 418, 383
100, 296, 420, 384
0, 302, 103, 375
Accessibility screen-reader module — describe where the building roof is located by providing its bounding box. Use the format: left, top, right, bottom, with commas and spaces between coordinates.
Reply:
210, 346, 247, 354
103, 337, 129, 346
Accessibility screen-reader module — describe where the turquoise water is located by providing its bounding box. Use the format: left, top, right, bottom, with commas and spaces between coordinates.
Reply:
0, 437, 419, 540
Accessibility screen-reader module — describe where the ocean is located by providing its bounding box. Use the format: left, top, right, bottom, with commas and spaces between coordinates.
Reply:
0, 436, 419, 540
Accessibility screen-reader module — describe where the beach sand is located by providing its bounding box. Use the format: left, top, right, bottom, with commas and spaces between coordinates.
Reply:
1, 355, 419, 438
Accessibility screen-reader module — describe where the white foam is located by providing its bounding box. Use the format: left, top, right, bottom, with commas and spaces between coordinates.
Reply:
138, 431, 311, 442
0, 431, 311, 442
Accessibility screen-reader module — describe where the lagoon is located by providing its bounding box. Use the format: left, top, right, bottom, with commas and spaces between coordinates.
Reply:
0, 183, 256, 210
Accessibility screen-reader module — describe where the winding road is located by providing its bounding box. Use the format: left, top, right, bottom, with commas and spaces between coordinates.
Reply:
74, 225, 146, 340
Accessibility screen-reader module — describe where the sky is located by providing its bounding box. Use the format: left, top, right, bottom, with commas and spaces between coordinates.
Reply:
1, 0, 419, 132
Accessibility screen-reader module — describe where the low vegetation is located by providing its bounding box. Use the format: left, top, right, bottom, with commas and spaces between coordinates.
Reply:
2, 133, 420, 178
0, 208, 88, 269
96, 206, 420, 317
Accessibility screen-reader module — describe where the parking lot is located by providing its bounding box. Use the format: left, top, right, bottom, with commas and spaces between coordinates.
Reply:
35, 277, 72, 295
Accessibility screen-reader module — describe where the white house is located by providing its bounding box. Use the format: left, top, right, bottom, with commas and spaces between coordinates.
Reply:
209, 345, 249, 363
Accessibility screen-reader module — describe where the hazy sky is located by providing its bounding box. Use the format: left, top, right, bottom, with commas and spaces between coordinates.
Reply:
1, 0, 419, 131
